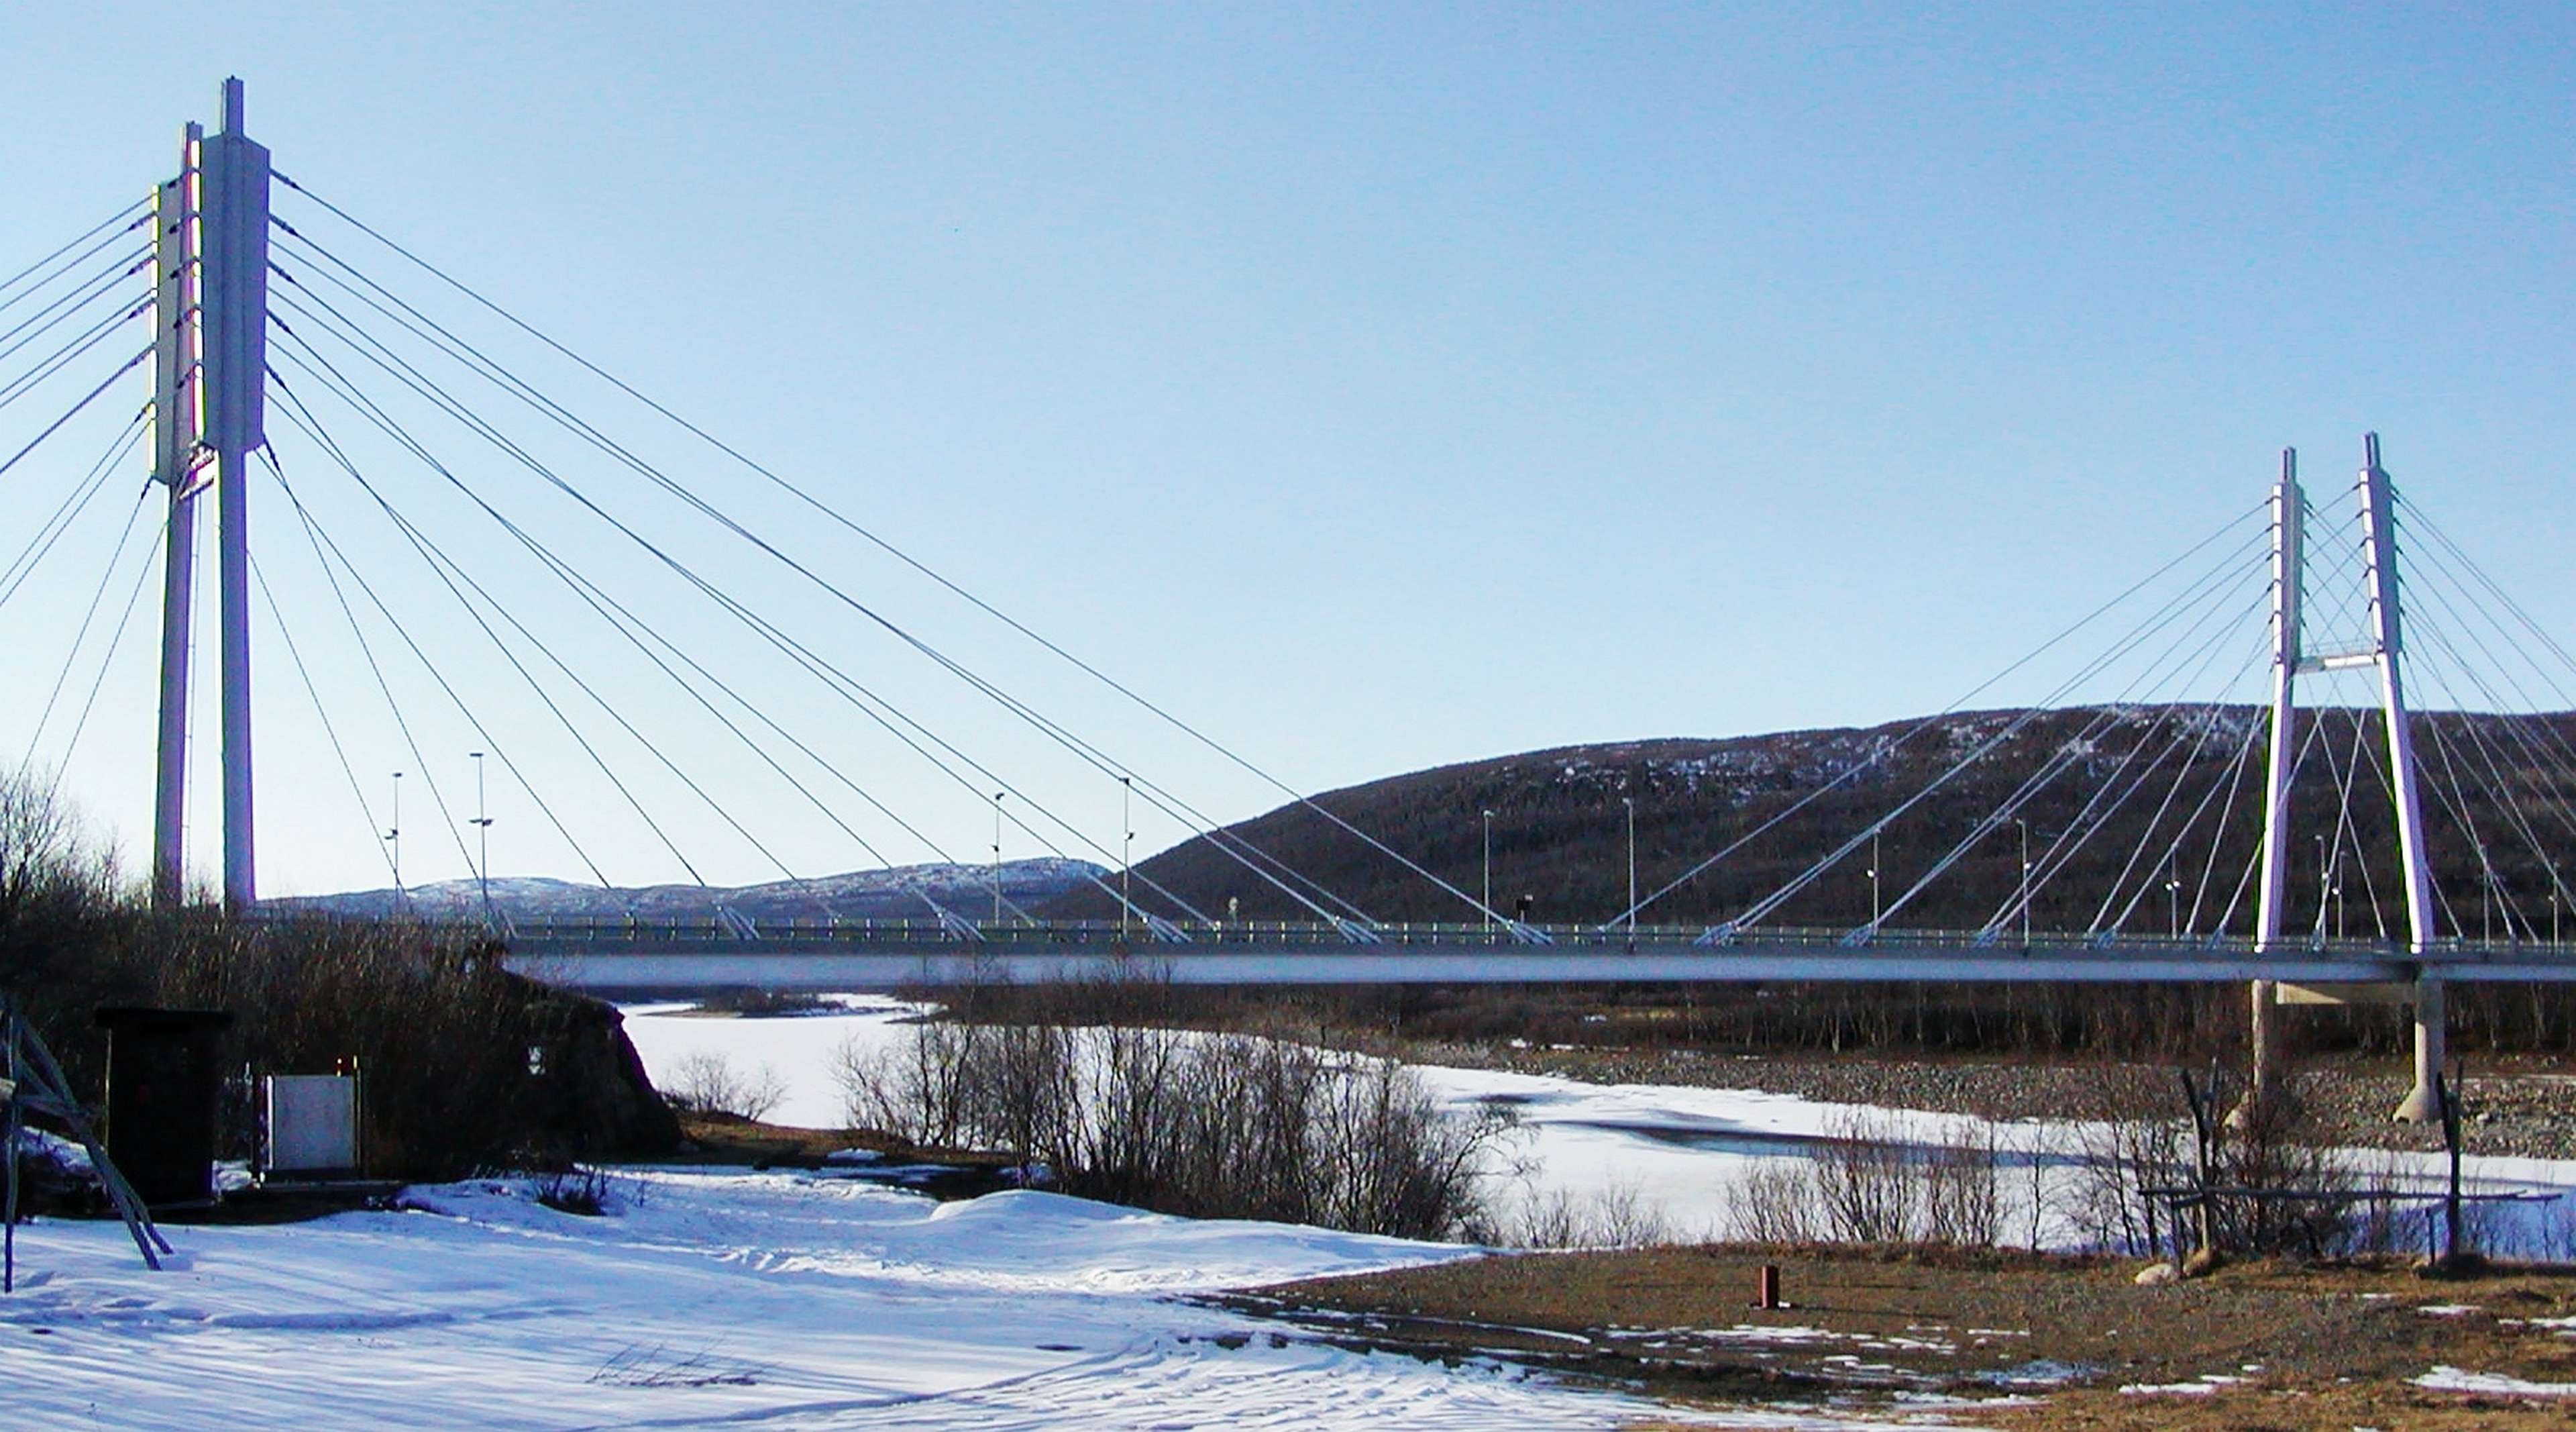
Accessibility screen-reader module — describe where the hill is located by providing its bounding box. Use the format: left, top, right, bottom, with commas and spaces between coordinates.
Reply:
1045, 706, 2576, 937
266, 858, 1107, 924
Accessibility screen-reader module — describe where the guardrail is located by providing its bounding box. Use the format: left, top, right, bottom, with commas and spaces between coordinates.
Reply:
476, 913, 2576, 964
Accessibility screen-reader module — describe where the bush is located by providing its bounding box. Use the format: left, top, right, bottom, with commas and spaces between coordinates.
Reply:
535, 1166, 612, 1216
833, 975, 1511, 1240
1725, 1160, 1815, 1243
1505, 1180, 1674, 1249
662, 1051, 789, 1122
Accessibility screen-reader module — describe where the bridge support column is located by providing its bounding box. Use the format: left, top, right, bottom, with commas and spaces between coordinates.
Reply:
149, 123, 203, 909
2394, 976, 2447, 1124
198, 78, 270, 911
2239, 979, 2279, 1125
2234, 450, 2301, 1130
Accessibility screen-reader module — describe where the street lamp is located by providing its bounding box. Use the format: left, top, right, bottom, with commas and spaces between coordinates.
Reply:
1867, 831, 1882, 927
2478, 845, 2495, 945
2165, 854, 2182, 939
2318, 834, 2339, 948
385, 770, 403, 912
991, 791, 1006, 926
1120, 775, 1134, 940
2015, 817, 2032, 946
1481, 808, 1495, 934
1621, 796, 1637, 940
470, 752, 494, 927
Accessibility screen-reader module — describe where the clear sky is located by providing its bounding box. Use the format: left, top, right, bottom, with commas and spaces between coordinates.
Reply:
3, 5, 2572, 899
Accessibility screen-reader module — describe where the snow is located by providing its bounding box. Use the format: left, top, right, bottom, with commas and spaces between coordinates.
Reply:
621, 999, 2576, 1252
3, 1170, 1684, 1429
2416, 1366, 2576, 1396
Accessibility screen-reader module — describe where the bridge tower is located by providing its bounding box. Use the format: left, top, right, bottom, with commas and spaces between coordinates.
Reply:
2247, 435, 2445, 1122
149, 78, 268, 911
2243, 449, 2303, 1118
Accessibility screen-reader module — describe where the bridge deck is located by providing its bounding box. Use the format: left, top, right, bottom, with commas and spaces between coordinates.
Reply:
489, 917, 2576, 992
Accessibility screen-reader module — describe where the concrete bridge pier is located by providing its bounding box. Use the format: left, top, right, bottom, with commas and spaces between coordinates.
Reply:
2234, 978, 2280, 1129
2394, 975, 2447, 1124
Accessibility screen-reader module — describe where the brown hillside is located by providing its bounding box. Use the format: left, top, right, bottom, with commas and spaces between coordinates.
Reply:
1046, 705, 2576, 937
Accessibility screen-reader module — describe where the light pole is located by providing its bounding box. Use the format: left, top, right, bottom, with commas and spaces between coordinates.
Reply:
2165, 853, 2182, 939
1621, 796, 1637, 940
1120, 775, 1134, 940
2331, 842, 2346, 940
991, 791, 1005, 926
1868, 831, 1882, 927
385, 770, 403, 912
2479, 845, 2495, 945
470, 751, 493, 927
2016, 817, 2031, 946
1481, 808, 1495, 933
2314, 833, 2327, 943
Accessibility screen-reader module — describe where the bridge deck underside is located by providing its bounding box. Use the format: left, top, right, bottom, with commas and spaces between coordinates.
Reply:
502, 933, 2576, 994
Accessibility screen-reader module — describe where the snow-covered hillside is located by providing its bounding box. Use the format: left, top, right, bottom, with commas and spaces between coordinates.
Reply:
262, 858, 1106, 922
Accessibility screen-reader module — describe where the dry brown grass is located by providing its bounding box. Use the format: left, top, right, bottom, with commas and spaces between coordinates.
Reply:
1225, 1245, 2576, 1429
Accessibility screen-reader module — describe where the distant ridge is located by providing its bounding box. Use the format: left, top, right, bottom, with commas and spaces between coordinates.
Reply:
265, 858, 1107, 923
1043, 706, 2576, 934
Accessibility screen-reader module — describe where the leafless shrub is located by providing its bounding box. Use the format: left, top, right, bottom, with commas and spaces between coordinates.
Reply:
2061, 1065, 2186, 1256
834, 981, 1509, 1239
535, 1166, 613, 1216
2207, 1075, 2356, 1260
1923, 1127, 2002, 1247
834, 1017, 987, 1146
1503, 1179, 1672, 1249
1725, 1160, 1815, 1244
1813, 1110, 1917, 1243
663, 1050, 788, 1123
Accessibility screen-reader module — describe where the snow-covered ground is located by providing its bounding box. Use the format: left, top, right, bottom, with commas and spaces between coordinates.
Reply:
3, 1167, 1980, 1429
623, 996, 2576, 1254
20, 996, 2576, 1426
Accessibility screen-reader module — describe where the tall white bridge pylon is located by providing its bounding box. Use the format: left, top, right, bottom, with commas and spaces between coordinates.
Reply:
2244, 437, 2453, 1122
148, 78, 269, 911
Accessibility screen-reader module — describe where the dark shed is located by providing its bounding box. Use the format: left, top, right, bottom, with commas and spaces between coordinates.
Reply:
92, 1007, 235, 1209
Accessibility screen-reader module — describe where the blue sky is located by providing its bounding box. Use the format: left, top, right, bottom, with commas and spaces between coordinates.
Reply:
3, 5, 2572, 897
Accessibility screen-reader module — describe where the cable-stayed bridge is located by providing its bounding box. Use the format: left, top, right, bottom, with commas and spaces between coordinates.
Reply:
11, 82, 2576, 1121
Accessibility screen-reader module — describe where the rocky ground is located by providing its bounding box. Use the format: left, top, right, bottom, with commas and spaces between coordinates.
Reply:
1395, 1039, 2576, 1160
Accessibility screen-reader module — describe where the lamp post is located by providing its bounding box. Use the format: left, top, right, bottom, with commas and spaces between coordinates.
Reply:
2479, 845, 2495, 945
2016, 817, 2031, 946
385, 770, 403, 912
1120, 775, 1134, 940
2331, 846, 2346, 940
2315, 833, 2327, 943
470, 751, 493, 927
1481, 808, 1495, 934
1867, 831, 1882, 927
991, 791, 1005, 925
1621, 796, 1637, 940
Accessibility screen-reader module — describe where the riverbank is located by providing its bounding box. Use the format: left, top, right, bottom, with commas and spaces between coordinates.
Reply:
1229, 1244, 2576, 1429
1398, 1040, 2576, 1160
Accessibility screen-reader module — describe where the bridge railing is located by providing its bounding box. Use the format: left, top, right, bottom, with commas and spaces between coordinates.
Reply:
479, 913, 2576, 962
